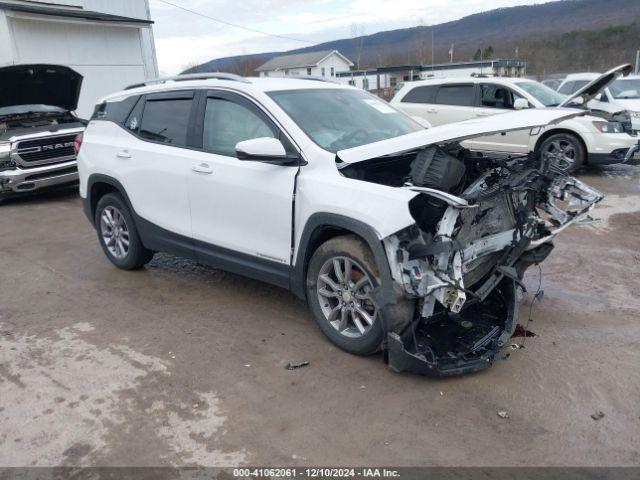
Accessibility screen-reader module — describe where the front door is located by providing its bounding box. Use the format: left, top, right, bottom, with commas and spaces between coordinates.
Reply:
187, 91, 299, 272
469, 83, 531, 154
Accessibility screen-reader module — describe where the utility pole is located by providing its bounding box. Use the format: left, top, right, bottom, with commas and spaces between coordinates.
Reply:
431, 26, 435, 72
636, 50, 640, 74
449, 43, 454, 63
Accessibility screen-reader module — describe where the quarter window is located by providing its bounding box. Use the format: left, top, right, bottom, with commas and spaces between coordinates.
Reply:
434, 84, 475, 106
203, 97, 276, 157
139, 98, 192, 146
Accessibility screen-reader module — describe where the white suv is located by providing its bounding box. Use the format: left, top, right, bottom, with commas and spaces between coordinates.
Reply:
558, 72, 640, 132
391, 66, 639, 172
78, 73, 605, 376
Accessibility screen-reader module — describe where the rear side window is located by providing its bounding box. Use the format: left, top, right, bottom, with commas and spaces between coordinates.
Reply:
139, 97, 192, 146
434, 84, 475, 106
92, 96, 139, 124
401, 85, 438, 104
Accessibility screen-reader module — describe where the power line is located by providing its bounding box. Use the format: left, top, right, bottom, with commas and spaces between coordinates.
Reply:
154, 0, 314, 44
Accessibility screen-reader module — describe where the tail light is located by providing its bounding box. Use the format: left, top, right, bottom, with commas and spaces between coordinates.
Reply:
74, 133, 83, 155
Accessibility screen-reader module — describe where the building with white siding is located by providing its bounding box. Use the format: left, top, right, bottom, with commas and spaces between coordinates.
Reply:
0, 0, 158, 118
256, 50, 353, 79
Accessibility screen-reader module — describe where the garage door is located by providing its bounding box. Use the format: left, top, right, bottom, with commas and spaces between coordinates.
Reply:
10, 18, 148, 118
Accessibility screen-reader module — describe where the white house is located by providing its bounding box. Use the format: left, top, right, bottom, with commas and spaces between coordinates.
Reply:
255, 50, 353, 79
0, 0, 158, 118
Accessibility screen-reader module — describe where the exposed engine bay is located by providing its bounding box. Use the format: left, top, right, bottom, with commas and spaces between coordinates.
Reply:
340, 143, 603, 376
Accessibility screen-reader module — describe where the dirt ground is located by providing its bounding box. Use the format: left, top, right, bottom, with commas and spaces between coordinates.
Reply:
0, 165, 639, 468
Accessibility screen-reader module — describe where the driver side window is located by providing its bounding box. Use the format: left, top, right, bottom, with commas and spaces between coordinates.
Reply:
480, 84, 522, 109
203, 97, 276, 157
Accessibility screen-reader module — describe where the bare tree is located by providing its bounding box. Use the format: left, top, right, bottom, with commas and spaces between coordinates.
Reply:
350, 23, 366, 70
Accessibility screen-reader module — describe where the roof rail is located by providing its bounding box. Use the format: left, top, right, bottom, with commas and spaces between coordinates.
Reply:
125, 72, 250, 90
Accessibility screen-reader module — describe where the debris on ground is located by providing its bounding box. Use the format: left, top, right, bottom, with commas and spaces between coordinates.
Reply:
591, 411, 605, 421
510, 343, 525, 350
512, 325, 537, 338
285, 361, 310, 370
497, 410, 510, 419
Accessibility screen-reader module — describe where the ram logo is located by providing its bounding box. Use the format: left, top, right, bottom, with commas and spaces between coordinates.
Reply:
41, 142, 74, 151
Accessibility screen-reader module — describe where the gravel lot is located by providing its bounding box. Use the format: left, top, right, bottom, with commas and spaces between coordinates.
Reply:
1, 166, 639, 467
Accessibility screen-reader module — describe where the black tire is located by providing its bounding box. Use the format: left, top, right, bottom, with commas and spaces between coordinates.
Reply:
538, 133, 586, 173
95, 193, 153, 270
306, 235, 384, 356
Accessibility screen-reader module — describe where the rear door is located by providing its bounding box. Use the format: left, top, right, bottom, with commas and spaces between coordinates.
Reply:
469, 83, 531, 154
117, 91, 195, 239
186, 90, 299, 275
395, 85, 439, 125
429, 83, 477, 126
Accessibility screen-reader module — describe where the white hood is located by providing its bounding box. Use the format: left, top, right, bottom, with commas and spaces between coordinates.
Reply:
337, 108, 586, 165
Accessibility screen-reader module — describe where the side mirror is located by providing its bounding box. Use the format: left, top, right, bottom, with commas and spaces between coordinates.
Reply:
411, 116, 432, 128
514, 98, 529, 110
235, 137, 290, 163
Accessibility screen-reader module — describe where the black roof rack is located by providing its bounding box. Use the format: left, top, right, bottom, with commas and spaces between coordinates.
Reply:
125, 72, 250, 90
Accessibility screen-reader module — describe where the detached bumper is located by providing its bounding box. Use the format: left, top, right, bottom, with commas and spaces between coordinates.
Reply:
0, 161, 78, 195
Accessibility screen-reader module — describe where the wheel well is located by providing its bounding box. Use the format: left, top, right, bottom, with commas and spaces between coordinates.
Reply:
534, 128, 588, 162
89, 182, 119, 220
301, 226, 372, 290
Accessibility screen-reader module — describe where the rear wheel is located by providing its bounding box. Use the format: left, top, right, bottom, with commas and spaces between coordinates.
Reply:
538, 133, 585, 173
95, 193, 153, 270
306, 235, 383, 355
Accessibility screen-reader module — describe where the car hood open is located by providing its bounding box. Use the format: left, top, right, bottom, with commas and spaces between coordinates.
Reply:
0, 64, 83, 111
558, 64, 633, 108
336, 108, 586, 165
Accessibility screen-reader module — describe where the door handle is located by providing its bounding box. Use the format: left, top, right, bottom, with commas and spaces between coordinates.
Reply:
426, 108, 438, 113
116, 150, 132, 159
191, 163, 213, 174
475, 112, 492, 117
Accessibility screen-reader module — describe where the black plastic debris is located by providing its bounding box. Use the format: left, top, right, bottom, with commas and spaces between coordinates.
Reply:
591, 411, 605, 421
285, 361, 310, 370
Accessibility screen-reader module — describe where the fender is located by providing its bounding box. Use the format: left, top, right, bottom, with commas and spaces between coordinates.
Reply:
292, 213, 415, 334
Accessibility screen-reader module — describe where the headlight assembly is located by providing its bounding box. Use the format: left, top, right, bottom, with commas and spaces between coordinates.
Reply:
592, 121, 625, 133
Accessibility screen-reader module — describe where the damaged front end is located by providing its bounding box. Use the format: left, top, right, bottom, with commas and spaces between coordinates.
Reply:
342, 141, 603, 376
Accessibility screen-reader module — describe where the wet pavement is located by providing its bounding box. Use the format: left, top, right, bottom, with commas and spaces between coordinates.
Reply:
0, 164, 639, 467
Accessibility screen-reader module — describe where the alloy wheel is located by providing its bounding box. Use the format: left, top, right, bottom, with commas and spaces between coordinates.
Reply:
543, 139, 577, 171
316, 256, 377, 338
100, 206, 130, 260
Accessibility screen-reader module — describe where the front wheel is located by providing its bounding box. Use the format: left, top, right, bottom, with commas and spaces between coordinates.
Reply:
538, 133, 585, 173
95, 193, 153, 270
306, 235, 384, 356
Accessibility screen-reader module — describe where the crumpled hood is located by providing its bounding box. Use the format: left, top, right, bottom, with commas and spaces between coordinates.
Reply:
337, 108, 586, 165
0, 64, 83, 111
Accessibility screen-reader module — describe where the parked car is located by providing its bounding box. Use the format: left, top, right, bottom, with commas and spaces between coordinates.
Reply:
0, 64, 86, 201
558, 71, 640, 132
78, 73, 608, 376
391, 65, 639, 172
541, 78, 562, 91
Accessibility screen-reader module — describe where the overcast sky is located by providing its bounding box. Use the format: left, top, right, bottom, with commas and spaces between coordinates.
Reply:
149, 0, 554, 75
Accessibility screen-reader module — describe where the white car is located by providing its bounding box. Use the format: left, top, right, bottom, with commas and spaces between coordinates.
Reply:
78, 73, 607, 376
558, 71, 640, 132
391, 65, 639, 172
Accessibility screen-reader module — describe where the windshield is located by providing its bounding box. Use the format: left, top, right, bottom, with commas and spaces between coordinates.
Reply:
0, 104, 66, 117
515, 81, 567, 107
609, 79, 640, 99
268, 88, 423, 152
